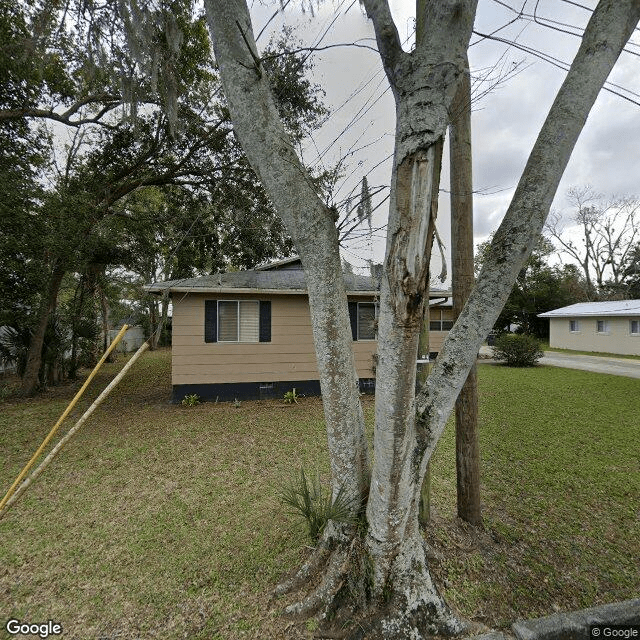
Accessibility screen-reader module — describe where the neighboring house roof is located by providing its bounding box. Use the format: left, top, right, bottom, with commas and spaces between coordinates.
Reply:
144, 259, 451, 299
254, 256, 303, 271
538, 300, 640, 318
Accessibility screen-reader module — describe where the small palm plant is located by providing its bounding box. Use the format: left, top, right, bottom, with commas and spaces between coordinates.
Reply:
279, 468, 359, 542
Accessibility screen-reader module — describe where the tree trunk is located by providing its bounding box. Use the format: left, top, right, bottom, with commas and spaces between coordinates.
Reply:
204, 0, 640, 636
69, 276, 84, 380
449, 57, 481, 527
98, 281, 112, 361
205, 0, 370, 508
148, 299, 158, 351
159, 292, 169, 347
417, 310, 430, 527
20, 267, 65, 397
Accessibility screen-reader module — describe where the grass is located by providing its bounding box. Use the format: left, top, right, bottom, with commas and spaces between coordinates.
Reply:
426, 363, 639, 628
0, 350, 638, 638
539, 341, 640, 360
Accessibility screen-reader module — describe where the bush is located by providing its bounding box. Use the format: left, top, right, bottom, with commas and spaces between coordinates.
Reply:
181, 393, 200, 407
493, 333, 543, 367
279, 468, 358, 542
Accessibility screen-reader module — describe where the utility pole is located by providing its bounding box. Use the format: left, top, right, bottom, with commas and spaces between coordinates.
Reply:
450, 55, 482, 526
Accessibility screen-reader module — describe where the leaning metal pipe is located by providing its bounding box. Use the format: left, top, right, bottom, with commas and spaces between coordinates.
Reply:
0, 325, 129, 513
0, 340, 150, 520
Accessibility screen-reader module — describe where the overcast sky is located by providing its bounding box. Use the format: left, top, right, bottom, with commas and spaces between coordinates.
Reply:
247, 1, 640, 280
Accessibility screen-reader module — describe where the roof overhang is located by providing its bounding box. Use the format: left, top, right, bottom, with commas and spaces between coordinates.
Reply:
144, 285, 378, 297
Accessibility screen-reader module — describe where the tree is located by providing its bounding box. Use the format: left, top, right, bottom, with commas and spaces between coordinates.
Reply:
622, 242, 640, 298
547, 186, 640, 300
205, 0, 639, 636
476, 235, 588, 339
3, 2, 321, 394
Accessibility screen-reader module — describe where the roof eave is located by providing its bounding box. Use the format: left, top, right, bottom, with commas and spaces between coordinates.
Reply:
144, 285, 378, 296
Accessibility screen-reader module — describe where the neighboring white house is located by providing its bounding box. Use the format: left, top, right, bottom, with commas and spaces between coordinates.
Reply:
539, 300, 640, 356
107, 325, 146, 353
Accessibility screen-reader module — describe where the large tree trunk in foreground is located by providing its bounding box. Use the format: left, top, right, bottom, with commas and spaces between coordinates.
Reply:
20, 266, 65, 396
362, 2, 476, 634
205, 0, 640, 636
205, 0, 369, 508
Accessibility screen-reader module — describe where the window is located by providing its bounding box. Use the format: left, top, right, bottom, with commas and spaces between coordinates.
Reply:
569, 319, 580, 333
596, 319, 609, 334
429, 308, 453, 331
348, 302, 378, 340
357, 303, 377, 340
204, 300, 271, 343
630, 319, 640, 335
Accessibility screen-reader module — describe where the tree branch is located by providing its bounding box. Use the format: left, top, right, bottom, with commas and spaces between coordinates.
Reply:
415, 0, 640, 469
360, 0, 405, 87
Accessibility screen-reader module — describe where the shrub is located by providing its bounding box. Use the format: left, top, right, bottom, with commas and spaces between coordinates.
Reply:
279, 468, 358, 542
283, 388, 299, 404
493, 333, 543, 367
181, 393, 200, 407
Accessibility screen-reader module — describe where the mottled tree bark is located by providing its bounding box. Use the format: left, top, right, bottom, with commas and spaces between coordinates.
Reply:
204, 0, 640, 636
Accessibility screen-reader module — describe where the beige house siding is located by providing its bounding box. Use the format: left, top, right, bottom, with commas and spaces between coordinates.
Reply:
549, 316, 640, 356
171, 292, 378, 385
426, 306, 454, 354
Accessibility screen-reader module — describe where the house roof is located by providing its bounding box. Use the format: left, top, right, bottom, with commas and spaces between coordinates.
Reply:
145, 269, 379, 296
254, 256, 302, 271
538, 300, 640, 318
145, 259, 452, 300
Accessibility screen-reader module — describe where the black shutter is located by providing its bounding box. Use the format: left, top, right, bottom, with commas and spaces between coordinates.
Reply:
348, 301, 358, 341
204, 300, 217, 342
259, 300, 271, 342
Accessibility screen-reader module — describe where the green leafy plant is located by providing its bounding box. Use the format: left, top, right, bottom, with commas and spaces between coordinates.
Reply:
279, 468, 358, 542
233, 398, 241, 408
493, 333, 543, 367
181, 393, 200, 407
283, 388, 299, 404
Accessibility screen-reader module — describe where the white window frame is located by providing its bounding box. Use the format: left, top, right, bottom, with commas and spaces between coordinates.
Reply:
595, 318, 610, 335
217, 300, 260, 343
569, 319, 580, 333
630, 319, 640, 336
357, 302, 378, 341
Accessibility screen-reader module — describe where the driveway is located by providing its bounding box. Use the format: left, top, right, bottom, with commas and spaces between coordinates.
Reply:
479, 346, 640, 379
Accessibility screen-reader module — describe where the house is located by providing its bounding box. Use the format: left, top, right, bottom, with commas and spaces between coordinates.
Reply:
145, 257, 453, 402
538, 300, 640, 356
107, 325, 146, 353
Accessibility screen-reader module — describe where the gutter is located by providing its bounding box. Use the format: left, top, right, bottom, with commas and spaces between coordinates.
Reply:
143, 286, 379, 297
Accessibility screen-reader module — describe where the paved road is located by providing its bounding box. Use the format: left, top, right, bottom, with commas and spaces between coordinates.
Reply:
479, 346, 640, 379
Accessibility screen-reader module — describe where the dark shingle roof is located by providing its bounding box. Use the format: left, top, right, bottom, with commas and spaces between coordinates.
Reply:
145, 269, 378, 295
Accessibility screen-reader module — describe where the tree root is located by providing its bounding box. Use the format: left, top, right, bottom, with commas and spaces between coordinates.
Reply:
274, 531, 467, 639
273, 539, 333, 597
284, 544, 350, 618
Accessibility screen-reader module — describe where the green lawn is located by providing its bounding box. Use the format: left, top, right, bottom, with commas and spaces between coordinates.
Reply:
539, 342, 640, 360
0, 351, 638, 638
